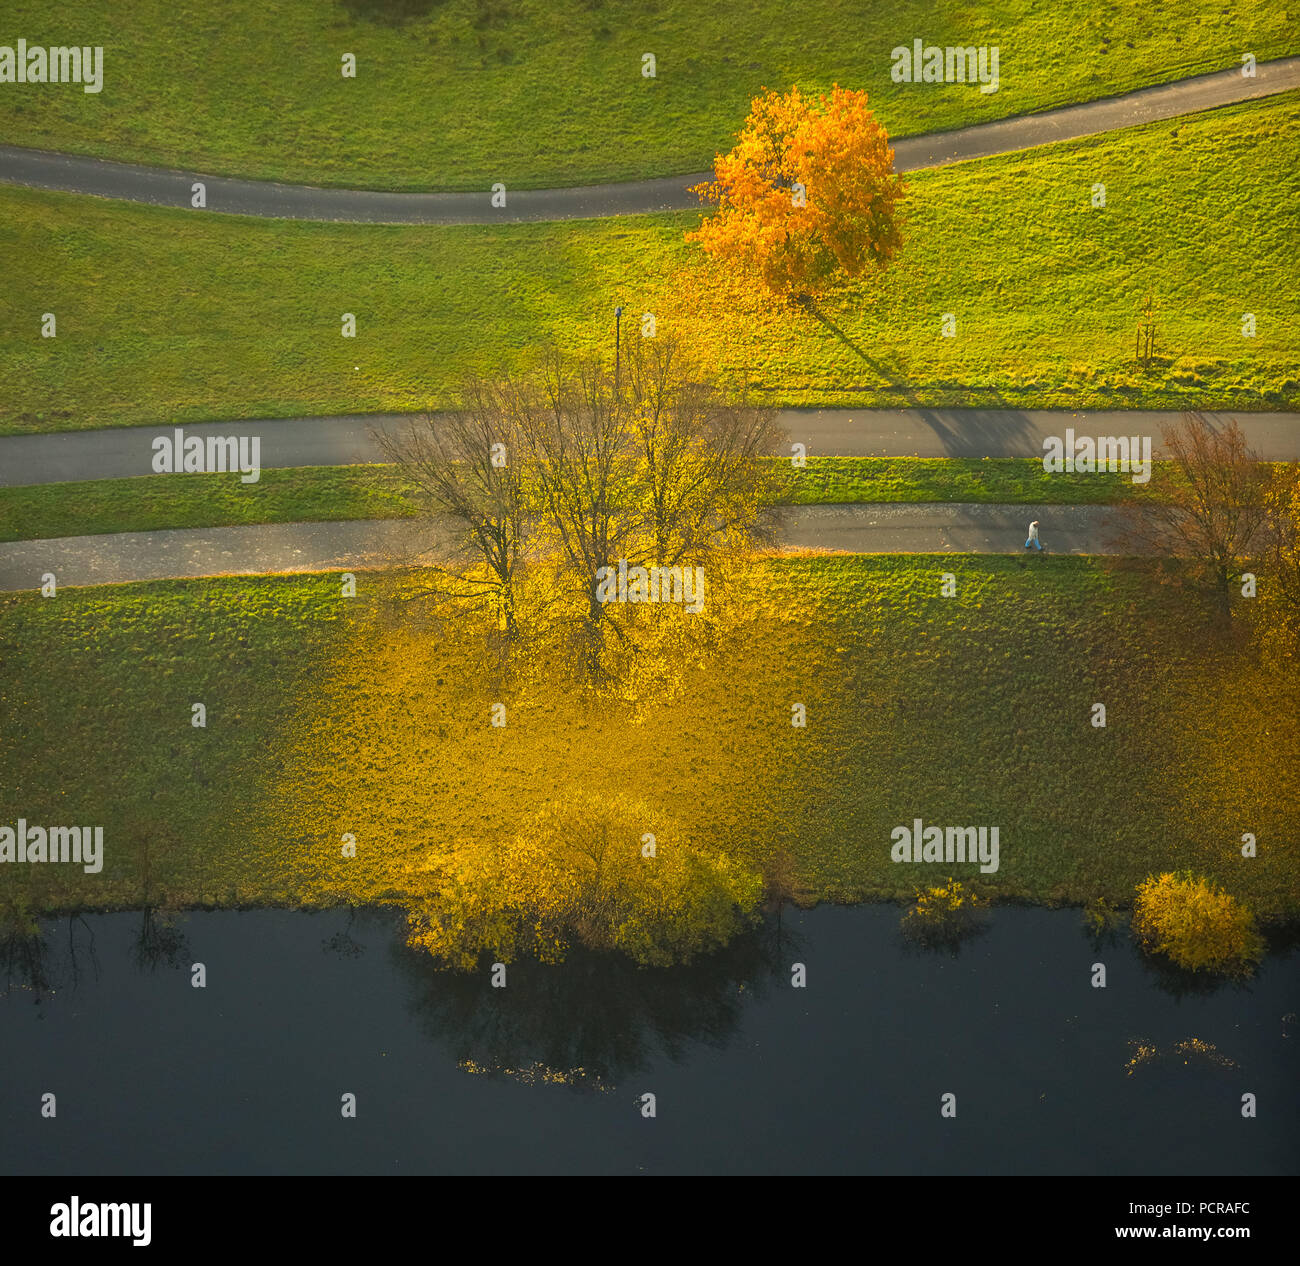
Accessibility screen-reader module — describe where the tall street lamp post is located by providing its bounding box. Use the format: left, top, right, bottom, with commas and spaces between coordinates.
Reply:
614, 305, 623, 396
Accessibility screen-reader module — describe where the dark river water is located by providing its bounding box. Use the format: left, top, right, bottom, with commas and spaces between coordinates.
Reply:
1, 905, 1295, 1175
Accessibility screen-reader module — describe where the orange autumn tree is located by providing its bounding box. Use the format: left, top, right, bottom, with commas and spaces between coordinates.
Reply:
688, 84, 905, 305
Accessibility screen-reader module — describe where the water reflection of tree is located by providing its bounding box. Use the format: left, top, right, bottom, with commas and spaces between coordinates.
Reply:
1081, 899, 1125, 954
1133, 945, 1256, 1001
898, 919, 990, 959
392, 912, 803, 1086
65, 913, 101, 989
0, 906, 100, 1002
132, 906, 190, 973
1126, 897, 1294, 1001
0, 914, 52, 1002
322, 906, 369, 959
898, 890, 990, 959
129, 819, 191, 973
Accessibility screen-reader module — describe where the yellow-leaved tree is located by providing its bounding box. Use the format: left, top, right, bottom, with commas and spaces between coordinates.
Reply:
1264, 460, 1300, 630
900, 878, 987, 950
1131, 872, 1264, 976
687, 84, 905, 305
406, 795, 763, 969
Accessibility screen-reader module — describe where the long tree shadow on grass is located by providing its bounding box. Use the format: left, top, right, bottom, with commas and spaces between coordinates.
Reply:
796, 297, 914, 396
795, 296, 1041, 457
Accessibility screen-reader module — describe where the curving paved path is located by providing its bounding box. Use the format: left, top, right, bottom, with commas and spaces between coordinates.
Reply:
0, 504, 1147, 592
2, 408, 1295, 487
1, 58, 1297, 224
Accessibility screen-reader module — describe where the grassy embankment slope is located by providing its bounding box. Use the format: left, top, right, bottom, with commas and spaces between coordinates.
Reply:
0, 458, 1193, 542
1, 560, 1294, 923
2, 92, 1298, 435
1, 0, 1294, 189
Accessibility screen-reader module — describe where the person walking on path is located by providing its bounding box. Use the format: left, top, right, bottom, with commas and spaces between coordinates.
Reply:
1024, 519, 1042, 550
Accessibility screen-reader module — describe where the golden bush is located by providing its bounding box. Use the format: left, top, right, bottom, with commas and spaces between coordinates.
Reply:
1132, 871, 1264, 976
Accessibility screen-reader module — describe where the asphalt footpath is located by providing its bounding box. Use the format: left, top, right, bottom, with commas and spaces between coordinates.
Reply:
0, 503, 1141, 592
1, 57, 1296, 224
2, 409, 1296, 487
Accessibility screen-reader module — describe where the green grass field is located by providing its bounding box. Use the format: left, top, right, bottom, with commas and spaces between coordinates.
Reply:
0, 457, 1175, 542
4, 92, 1297, 435
2, 558, 1294, 925
1, 0, 1294, 190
